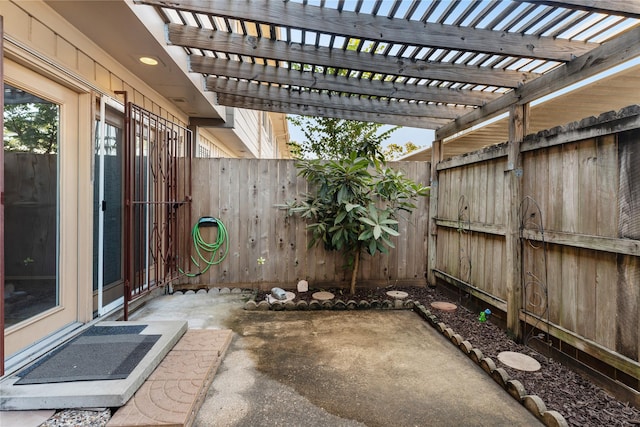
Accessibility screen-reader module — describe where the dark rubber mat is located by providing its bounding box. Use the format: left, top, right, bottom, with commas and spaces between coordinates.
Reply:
16, 325, 160, 384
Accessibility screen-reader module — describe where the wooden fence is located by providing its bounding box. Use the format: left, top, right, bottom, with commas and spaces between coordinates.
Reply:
182, 159, 431, 290
432, 105, 640, 400
4, 153, 57, 286
177, 106, 640, 402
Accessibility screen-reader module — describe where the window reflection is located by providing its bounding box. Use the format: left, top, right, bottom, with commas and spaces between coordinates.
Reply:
3, 83, 59, 327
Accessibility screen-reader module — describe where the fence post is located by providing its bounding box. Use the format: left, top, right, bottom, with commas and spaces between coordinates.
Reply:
505, 104, 529, 340
427, 139, 443, 286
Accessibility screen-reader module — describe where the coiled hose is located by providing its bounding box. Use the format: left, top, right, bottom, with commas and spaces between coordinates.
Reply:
180, 217, 229, 277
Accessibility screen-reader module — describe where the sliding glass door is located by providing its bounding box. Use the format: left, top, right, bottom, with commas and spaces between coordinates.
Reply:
3, 60, 79, 357
93, 97, 124, 316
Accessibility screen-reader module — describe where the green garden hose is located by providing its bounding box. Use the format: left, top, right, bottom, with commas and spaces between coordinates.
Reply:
180, 217, 229, 277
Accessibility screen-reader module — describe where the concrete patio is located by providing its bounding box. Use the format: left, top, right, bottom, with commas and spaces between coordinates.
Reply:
3, 290, 543, 426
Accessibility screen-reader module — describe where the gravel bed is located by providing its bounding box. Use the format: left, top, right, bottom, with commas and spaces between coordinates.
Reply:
39, 408, 110, 427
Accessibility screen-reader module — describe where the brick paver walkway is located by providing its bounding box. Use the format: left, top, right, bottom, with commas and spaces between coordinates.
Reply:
107, 329, 233, 427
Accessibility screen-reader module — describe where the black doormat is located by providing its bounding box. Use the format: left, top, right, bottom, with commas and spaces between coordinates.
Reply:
16, 325, 160, 385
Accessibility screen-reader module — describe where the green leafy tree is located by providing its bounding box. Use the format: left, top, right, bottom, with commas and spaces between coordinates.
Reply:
383, 142, 422, 160
287, 115, 398, 161
281, 153, 429, 294
4, 102, 58, 153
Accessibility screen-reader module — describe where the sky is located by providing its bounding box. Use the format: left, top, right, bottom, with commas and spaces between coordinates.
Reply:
287, 119, 436, 152
287, 53, 640, 156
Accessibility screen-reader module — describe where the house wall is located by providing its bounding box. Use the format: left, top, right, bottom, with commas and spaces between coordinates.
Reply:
1, 1, 283, 161
197, 131, 233, 158
433, 105, 640, 403
233, 108, 261, 157
0, 1, 190, 125
1, 0, 201, 327
0, 0, 284, 363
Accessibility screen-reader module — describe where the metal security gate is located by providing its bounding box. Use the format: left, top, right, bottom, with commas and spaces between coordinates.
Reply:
120, 95, 192, 319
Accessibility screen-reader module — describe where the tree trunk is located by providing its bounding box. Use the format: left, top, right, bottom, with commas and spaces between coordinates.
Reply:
350, 250, 360, 295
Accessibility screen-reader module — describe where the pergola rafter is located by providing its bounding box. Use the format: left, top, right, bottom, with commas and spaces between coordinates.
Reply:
190, 56, 501, 106
135, 0, 640, 154
167, 24, 535, 88
215, 94, 450, 129
148, 0, 598, 60
208, 78, 474, 119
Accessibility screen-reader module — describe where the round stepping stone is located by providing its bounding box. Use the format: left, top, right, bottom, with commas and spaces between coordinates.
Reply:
386, 290, 409, 299
430, 301, 457, 312
312, 291, 335, 301
267, 291, 296, 304
498, 351, 541, 372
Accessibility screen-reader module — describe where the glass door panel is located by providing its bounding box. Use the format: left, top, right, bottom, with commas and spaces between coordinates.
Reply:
3, 59, 80, 358
3, 84, 59, 327
93, 97, 124, 316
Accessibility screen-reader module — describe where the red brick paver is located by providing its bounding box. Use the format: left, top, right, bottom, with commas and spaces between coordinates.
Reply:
107, 329, 233, 427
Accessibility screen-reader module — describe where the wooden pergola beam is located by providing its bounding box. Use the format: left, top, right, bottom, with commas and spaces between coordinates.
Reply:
207, 78, 473, 119
524, 0, 640, 18
167, 23, 537, 88
191, 56, 501, 107
216, 93, 449, 129
148, 0, 597, 61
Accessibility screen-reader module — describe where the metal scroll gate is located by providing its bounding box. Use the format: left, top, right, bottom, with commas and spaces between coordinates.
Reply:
122, 100, 192, 319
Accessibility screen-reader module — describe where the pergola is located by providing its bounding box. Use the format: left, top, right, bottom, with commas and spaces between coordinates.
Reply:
47, 0, 640, 159
108, 0, 640, 340
143, 0, 640, 158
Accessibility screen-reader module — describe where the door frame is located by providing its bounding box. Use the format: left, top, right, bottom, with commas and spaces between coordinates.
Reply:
3, 58, 92, 362
95, 95, 125, 316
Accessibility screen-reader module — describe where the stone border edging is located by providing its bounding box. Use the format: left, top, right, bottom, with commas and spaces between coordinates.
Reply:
412, 302, 568, 427
171, 287, 247, 295
244, 296, 416, 311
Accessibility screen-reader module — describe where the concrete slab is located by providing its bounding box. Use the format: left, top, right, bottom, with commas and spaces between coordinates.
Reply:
0, 409, 54, 427
7, 291, 541, 426
431, 301, 458, 311
199, 310, 542, 426
127, 292, 541, 426
498, 351, 542, 372
0, 321, 187, 410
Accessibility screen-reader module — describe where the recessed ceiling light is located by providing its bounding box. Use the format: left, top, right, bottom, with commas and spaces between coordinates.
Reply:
139, 56, 159, 66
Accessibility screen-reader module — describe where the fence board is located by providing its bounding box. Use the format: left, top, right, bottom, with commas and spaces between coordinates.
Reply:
562, 142, 579, 233
223, 157, 239, 284
433, 108, 640, 394
616, 254, 640, 360
186, 158, 429, 290
576, 248, 597, 340
595, 251, 618, 349
546, 145, 563, 232
485, 160, 496, 224
596, 135, 618, 238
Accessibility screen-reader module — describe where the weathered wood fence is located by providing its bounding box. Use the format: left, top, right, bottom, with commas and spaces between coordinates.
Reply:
432, 105, 640, 402
179, 105, 640, 403
182, 159, 431, 289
